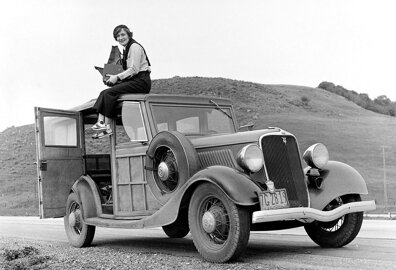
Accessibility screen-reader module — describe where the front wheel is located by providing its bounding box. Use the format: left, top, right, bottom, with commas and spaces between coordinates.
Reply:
304, 194, 363, 248
188, 183, 251, 263
64, 192, 96, 247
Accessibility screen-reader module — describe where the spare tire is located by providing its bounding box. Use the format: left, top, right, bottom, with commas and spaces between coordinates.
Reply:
145, 131, 199, 204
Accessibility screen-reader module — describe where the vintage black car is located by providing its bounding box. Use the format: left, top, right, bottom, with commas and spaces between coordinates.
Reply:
34, 94, 376, 262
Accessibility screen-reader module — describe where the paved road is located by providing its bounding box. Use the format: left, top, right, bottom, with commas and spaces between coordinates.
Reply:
1, 217, 395, 269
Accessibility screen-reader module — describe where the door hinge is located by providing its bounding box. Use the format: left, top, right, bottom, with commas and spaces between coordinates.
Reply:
39, 160, 47, 171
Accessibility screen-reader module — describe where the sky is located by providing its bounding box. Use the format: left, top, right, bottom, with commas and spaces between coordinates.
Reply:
1, 0, 396, 132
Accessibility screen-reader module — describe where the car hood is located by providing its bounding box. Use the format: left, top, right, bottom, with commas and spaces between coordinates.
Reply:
188, 128, 284, 149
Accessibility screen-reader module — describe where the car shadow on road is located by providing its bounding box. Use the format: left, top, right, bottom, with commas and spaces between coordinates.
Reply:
91, 235, 198, 257
90, 233, 322, 261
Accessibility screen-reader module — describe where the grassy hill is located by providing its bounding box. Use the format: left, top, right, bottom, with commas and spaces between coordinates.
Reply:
1, 76, 395, 215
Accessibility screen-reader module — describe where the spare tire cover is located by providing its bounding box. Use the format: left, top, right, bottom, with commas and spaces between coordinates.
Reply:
145, 131, 199, 204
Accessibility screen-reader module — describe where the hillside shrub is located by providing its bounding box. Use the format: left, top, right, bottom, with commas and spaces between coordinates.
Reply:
318, 81, 395, 117
301, 96, 310, 106
388, 107, 396, 117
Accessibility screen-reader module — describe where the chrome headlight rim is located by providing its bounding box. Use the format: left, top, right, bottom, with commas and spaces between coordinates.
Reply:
237, 144, 264, 173
303, 143, 329, 169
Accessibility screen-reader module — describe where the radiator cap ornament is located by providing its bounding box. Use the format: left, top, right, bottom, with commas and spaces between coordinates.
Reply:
265, 180, 275, 193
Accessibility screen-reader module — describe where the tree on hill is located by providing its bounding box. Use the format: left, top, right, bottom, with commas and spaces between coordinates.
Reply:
318, 81, 396, 117
374, 95, 392, 106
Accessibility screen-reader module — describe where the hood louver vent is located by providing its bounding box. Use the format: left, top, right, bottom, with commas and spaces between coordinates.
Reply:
198, 149, 236, 169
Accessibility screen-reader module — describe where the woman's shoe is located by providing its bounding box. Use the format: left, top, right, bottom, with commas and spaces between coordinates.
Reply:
91, 121, 106, 131
92, 129, 113, 139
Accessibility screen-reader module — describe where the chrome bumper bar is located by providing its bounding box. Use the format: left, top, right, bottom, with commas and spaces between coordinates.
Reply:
252, 200, 376, 224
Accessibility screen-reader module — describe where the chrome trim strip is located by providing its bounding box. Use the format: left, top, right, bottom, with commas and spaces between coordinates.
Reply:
252, 200, 376, 224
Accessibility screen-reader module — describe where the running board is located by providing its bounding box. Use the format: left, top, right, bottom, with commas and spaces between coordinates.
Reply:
85, 217, 146, 229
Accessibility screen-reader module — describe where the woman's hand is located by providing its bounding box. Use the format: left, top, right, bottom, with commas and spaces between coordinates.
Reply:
106, 74, 119, 86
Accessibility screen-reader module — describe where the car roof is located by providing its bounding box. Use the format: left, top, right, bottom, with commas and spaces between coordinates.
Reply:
71, 93, 233, 112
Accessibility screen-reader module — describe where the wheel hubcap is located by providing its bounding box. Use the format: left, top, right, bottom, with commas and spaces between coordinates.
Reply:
202, 205, 228, 235
68, 212, 76, 227
153, 147, 179, 193
158, 161, 170, 181
200, 199, 230, 244
202, 211, 216, 233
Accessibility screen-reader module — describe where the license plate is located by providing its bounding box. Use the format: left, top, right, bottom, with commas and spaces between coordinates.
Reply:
259, 189, 289, 210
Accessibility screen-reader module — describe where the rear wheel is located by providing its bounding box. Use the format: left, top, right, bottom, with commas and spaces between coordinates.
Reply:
304, 194, 363, 247
64, 192, 96, 247
188, 183, 250, 263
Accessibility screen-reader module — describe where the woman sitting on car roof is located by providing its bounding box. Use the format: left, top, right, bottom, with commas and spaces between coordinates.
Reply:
91, 24, 151, 139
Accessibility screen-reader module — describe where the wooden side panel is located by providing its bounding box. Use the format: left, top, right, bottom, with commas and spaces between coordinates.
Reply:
115, 153, 161, 217
131, 185, 146, 211
130, 157, 146, 211
117, 158, 130, 184
116, 157, 132, 214
145, 173, 163, 209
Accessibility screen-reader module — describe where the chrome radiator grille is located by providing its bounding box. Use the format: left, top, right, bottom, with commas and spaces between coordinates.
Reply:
260, 135, 308, 207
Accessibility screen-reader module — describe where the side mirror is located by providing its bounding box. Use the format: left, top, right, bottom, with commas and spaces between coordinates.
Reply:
238, 123, 255, 131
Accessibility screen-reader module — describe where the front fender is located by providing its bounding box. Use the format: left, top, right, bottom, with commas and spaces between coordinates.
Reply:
189, 166, 262, 205
143, 166, 261, 227
308, 161, 368, 210
71, 175, 102, 219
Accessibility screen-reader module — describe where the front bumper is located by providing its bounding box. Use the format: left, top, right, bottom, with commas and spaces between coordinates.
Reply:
252, 200, 376, 224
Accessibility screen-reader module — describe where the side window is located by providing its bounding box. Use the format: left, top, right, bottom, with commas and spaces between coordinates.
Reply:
43, 116, 77, 146
121, 102, 148, 142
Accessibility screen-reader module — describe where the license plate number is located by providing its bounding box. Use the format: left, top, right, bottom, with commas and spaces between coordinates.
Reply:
259, 189, 289, 210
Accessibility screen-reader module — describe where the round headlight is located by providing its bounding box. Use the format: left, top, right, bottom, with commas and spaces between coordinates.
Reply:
237, 144, 264, 173
303, 143, 329, 169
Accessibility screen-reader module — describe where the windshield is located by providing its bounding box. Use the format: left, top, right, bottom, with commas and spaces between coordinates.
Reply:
151, 104, 236, 135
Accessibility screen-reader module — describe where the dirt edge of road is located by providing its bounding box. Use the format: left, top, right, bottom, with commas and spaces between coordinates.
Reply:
0, 237, 285, 270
